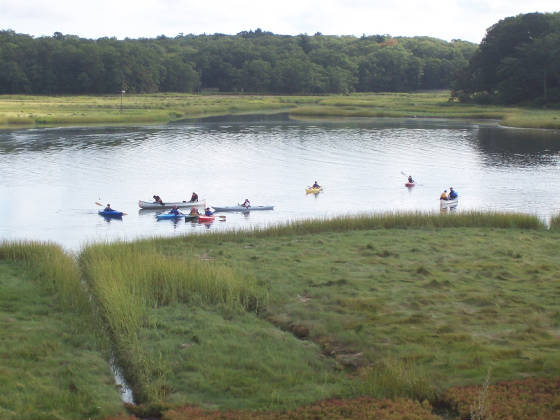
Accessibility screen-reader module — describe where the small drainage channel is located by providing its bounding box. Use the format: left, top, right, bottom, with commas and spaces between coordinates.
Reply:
110, 354, 134, 404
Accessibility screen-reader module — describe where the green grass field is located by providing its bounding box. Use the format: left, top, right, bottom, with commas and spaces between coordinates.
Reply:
78, 213, 560, 416
2, 213, 560, 418
0, 242, 125, 419
1, 91, 559, 129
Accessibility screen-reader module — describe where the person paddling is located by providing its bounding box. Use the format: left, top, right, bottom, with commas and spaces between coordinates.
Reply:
440, 190, 448, 200
204, 207, 213, 216
104, 203, 112, 211
242, 199, 251, 208
408, 175, 414, 184
312, 181, 321, 189
189, 207, 200, 216
448, 187, 458, 200
169, 205, 181, 215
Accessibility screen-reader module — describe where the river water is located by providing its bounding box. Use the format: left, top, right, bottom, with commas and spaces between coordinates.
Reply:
1, 114, 559, 251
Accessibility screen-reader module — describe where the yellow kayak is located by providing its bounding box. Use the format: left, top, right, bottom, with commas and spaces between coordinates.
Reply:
305, 186, 323, 194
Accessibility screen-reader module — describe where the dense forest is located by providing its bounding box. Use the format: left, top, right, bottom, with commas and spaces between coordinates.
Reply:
452, 12, 560, 105
0, 29, 475, 95
1, 11, 559, 104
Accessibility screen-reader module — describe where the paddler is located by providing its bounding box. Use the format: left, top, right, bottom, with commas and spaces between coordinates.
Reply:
440, 190, 448, 200
448, 187, 458, 200
169, 205, 180, 215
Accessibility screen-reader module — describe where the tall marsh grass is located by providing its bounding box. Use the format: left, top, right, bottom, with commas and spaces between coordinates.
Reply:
0, 241, 87, 312
79, 241, 267, 404
151, 211, 545, 250
353, 358, 437, 402
2, 92, 559, 129
550, 213, 560, 231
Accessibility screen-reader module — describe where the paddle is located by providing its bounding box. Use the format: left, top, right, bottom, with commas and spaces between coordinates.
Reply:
95, 201, 127, 215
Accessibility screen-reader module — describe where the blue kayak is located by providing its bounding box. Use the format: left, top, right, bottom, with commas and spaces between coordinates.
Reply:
156, 213, 184, 220
98, 210, 123, 218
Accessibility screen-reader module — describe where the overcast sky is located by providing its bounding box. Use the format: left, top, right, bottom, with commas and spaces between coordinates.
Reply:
1, 0, 558, 43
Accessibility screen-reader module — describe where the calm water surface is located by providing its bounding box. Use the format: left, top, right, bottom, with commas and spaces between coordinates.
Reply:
1, 114, 559, 251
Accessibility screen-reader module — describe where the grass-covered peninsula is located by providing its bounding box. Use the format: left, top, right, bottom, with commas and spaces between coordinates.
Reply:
1, 91, 559, 130
2, 211, 560, 419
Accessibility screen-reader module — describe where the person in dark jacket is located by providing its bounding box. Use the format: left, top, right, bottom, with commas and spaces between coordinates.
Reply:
448, 187, 458, 199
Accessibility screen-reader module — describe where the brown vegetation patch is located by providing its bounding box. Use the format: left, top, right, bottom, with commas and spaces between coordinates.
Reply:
440, 377, 560, 420
162, 397, 440, 419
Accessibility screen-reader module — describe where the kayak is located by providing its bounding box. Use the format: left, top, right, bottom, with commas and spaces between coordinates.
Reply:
98, 210, 123, 218
184, 215, 198, 222
138, 200, 205, 209
212, 205, 274, 212
405, 182, 415, 187
440, 198, 458, 207
306, 187, 322, 194
197, 214, 215, 223
156, 213, 184, 220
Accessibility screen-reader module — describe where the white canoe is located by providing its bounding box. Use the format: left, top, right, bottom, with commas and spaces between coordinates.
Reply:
138, 200, 206, 209
212, 205, 274, 212
440, 198, 458, 207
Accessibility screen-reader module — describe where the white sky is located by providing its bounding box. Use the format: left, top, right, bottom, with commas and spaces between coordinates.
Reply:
1, 0, 558, 43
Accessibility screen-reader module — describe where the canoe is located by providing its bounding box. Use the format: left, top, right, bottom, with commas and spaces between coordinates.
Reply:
156, 213, 184, 220
98, 210, 123, 218
212, 205, 274, 212
405, 182, 415, 187
197, 214, 215, 223
306, 187, 322, 194
440, 198, 458, 207
138, 200, 205, 209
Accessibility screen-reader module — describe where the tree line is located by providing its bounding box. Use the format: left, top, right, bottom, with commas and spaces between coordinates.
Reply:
0, 29, 475, 95
452, 12, 560, 105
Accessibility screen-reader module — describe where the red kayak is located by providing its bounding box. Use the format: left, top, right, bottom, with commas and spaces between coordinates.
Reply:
405, 182, 415, 187
198, 214, 215, 223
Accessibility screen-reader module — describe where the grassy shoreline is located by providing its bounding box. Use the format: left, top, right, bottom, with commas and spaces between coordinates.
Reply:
0, 242, 125, 419
1, 91, 559, 130
2, 212, 560, 418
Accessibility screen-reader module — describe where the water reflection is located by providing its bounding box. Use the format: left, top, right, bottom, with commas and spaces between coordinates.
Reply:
475, 126, 560, 167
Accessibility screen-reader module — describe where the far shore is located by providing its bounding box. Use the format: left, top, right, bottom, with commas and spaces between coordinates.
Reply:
1, 91, 559, 130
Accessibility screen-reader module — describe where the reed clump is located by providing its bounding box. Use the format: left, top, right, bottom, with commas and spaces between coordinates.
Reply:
550, 213, 560, 231
80, 241, 267, 404
0, 241, 124, 418
0, 240, 87, 311
352, 358, 437, 402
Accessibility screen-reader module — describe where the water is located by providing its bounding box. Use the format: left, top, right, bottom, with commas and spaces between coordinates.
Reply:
1, 114, 559, 251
